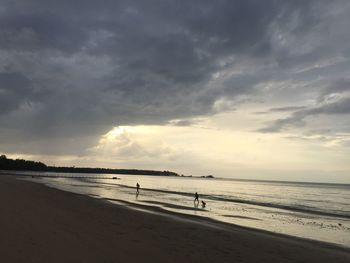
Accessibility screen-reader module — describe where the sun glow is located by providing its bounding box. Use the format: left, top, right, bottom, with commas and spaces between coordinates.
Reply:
104, 126, 162, 140
89, 119, 350, 182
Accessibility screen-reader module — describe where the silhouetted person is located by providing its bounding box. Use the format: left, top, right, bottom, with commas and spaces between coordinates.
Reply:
136, 183, 140, 194
194, 192, 199, 203
201, 200, 206, 208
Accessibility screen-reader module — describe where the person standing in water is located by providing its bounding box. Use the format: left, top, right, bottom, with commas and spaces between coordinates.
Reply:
136, 183, 140, 194
194, 192, 199, 203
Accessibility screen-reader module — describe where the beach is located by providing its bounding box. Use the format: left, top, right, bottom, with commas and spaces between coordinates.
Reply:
0, 175, 349, 263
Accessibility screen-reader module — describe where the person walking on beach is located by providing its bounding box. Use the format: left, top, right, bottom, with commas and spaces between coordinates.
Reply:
136, 183, 140, 194
194, 192, 199, 203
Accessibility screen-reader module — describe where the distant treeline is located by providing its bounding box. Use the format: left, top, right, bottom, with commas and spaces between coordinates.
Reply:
0, 155, 178, 177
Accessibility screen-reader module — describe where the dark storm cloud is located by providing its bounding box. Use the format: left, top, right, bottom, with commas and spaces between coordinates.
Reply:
0, 13, 88, 52
0, 0, 349, 154
0, 72, 30, 113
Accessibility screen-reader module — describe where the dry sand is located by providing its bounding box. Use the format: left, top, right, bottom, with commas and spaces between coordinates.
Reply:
0, 175, 349, 263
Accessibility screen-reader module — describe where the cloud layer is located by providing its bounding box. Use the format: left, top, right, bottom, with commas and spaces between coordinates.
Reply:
1, 0, 350, 157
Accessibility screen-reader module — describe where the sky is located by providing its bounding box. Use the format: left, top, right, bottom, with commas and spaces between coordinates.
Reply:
0, 0, 350, 183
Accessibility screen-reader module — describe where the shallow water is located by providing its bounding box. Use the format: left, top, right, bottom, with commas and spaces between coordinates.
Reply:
18, 172, 350, 247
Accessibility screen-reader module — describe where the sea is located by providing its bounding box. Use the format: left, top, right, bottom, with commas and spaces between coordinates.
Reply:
13, 171, 350, 248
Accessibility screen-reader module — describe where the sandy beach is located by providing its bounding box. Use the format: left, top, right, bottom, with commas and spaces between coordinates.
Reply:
0, 175, 349, 263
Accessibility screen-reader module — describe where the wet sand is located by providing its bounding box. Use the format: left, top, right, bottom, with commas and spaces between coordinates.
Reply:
0, 175, 349, 263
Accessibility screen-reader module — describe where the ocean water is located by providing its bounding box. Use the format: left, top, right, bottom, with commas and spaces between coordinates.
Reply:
19, 172, 350, 247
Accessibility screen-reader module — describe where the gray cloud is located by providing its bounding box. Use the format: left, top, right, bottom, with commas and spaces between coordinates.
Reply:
0, 72, 31, 113
258, 97, 350, 133
318, 78, 350, 102
1, 0, 350, 154
254, 106, 307, 115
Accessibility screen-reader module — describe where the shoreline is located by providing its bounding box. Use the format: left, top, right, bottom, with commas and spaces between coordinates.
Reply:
31, 173, 350, 247
12, 171, 350, 220
100, 197, 350, 253
1, 174, 350, 262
